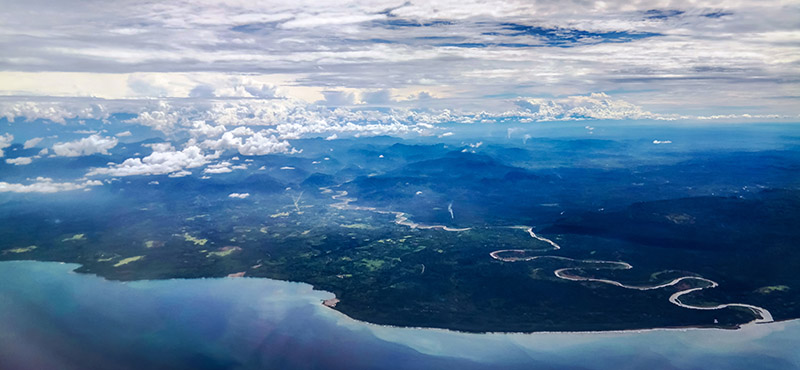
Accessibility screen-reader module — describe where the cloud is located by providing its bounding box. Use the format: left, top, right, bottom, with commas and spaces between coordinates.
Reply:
168, 170, 192, 178
228, 192, 250, 199
0, 101, 108, 124
52, 134, 119, 157
127, 75, 171, 97
204, 161, 233, 174
5, 157, 33, 165
237, 133, 293, 155
115, 131, 132, 137
0, 134, 12, 157
0, 177, 103, 193
512, 92, 674, 121
1, 91, 794, 166
187, 78, 282, 99
695, 113, 795, 120
240, 81, 280, 99
189, 84, 216, 98
361, 90, 393, 105
201, 127, 294, 156
411, 91, 434, 101
1, 98, 441, 141
87, 144, 217, 177
280, 12, 386, 29
0, 0, 795, 120
23, 137, 43, 149
4, 146, 49, 165
127, 101, 184, 133
318, 91, 356, 106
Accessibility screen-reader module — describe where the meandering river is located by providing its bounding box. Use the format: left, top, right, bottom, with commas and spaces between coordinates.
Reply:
330, 190, 774, 326
490, 227, 774, 325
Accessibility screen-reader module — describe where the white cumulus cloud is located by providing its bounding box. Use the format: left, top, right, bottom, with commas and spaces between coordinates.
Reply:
200, 127, 294, 156
52, 134, 119, 157
168, 170, 192, 178
0, 134, 13, 157
512, 93, 676, 122
87, 144, 216, 177
5, 157, 33, 165
203, 161, 234, 174
23, 137, 43, 149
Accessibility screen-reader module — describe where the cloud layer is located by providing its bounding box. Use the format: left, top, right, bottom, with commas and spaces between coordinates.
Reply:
0, 0, 797, 117
0, 177, 102, 193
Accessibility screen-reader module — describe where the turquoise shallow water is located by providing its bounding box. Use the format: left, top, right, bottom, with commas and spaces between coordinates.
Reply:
1, 261, 798, 370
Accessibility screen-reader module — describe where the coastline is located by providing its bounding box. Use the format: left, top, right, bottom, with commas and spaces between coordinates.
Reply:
3, 259, 798, 370
0, 259, 786, 336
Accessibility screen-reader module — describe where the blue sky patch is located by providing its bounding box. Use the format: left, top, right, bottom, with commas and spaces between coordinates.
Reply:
481, 23, 661, 47
643, 9, 686, 20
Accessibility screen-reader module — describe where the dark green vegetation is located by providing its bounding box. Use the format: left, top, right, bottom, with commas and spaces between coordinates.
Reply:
2, 127, 799, 332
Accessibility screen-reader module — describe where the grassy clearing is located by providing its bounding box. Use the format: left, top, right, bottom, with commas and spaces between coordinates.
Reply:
207, 246, 242, 257
756, 285, 790, 294
340, 223, 373, 230
183, 233, 208, 246
62, 234, 86, 242
4, 245, 37, 253
114, 255, 144, 267
361, 259, 385, 271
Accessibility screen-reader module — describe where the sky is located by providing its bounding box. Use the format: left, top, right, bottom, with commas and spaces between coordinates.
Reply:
0, 0, 798, 191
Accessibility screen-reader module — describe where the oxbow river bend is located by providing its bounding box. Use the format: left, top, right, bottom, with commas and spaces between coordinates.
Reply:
1, 261, 798, 370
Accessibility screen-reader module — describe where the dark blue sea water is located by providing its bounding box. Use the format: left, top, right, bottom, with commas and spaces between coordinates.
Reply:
1, 261, 798, 370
